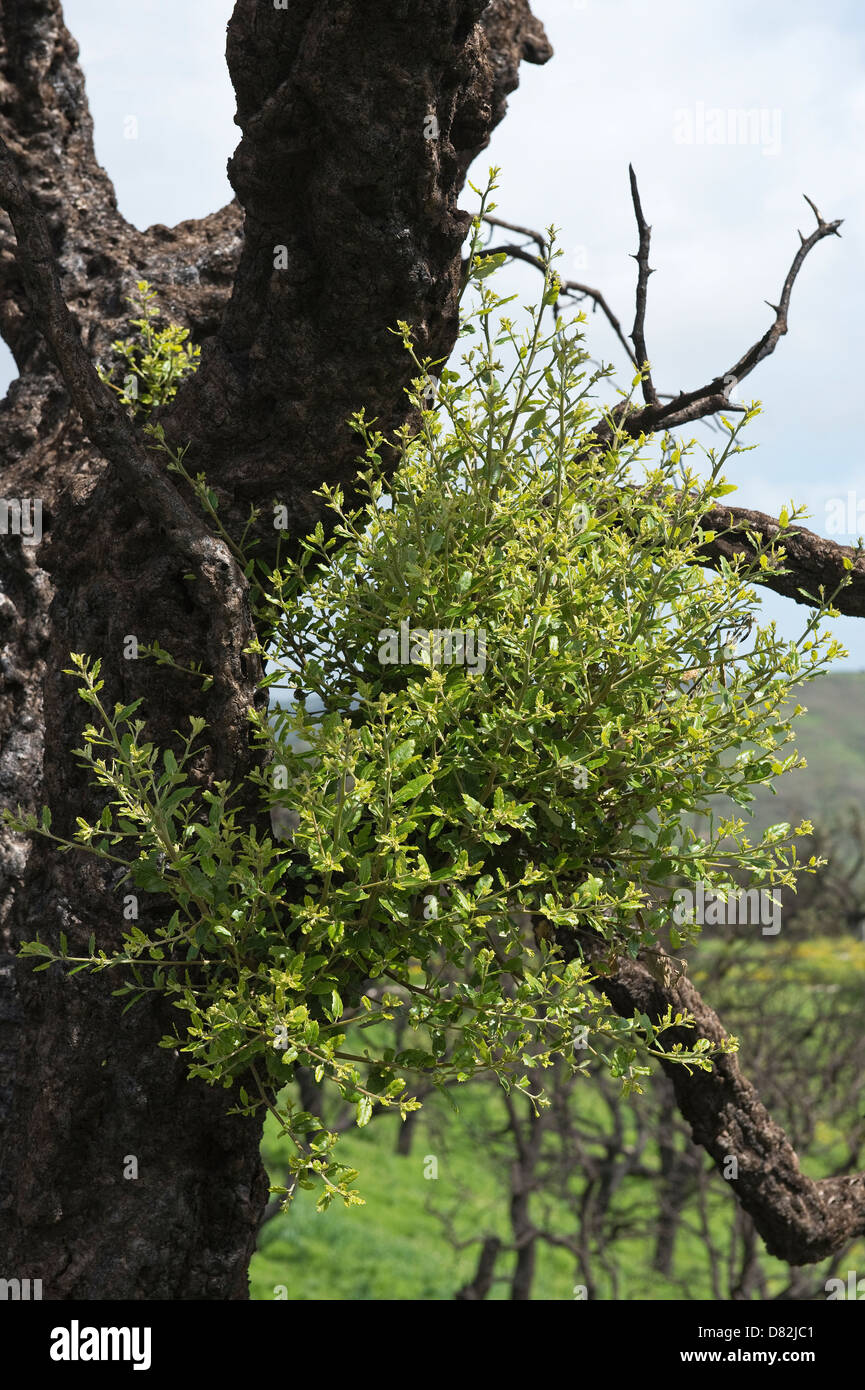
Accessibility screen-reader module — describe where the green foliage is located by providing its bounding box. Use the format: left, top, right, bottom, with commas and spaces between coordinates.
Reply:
5, 179, 849, 1211
97, 280, 200, 417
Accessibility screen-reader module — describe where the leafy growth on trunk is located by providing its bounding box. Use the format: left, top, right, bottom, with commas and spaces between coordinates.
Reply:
7, 184, 847, 1210
97, 280, 200, 417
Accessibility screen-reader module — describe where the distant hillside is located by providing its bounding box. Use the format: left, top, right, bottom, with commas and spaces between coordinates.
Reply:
744, 671, 865, 835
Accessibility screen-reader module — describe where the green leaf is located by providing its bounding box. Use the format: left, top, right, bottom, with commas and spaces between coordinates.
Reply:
391, 739, 416, 768
472, 253, 508, 279
392, 774, 433, 805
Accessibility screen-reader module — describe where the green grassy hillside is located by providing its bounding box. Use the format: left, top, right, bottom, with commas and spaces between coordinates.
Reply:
747, 670, 865, 831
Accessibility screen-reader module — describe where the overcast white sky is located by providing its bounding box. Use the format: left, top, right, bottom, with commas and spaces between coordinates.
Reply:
3, 0, 864, 664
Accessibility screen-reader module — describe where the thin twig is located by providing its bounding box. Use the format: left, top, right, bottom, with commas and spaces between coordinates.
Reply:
482, 216, 636, 365
628, 164, 658, 405
485, 186, 841, 443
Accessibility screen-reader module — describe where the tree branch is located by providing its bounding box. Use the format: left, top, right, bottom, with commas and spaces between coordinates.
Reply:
566, 929, 865, 1264
609, 194, 843, 438
485, 180, 851, 617
484, 211, 548, 254
485, 179, 841, 439
697, 505, 865, 619
0, 132, 257, 737
0, 135, 212, 562
0, 0, 124, 368
627, 164, 658, 405
0, 2, 245, 380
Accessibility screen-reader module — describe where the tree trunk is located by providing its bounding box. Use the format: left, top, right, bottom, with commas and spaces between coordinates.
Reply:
455, 1235, 501, 1300
0, 0, 551, 1298
505, 1095, 542, 1300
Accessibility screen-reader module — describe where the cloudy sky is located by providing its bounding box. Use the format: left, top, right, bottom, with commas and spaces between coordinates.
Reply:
3, 0, 864, 663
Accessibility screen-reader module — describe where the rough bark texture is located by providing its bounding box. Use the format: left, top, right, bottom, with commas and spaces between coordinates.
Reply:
165, 0, 553, 553
0, 0, 550, 1299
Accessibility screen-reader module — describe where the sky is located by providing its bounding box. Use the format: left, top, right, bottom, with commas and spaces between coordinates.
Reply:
2, 0, 864, 665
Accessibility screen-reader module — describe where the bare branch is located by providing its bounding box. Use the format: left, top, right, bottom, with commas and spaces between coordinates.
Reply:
487, 182, 841, 445
483, 212, 548, 254
611, 193, 843, 439
565, 927, 865, 1264
628, 164, 658, 405
726, 195, 843, 389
